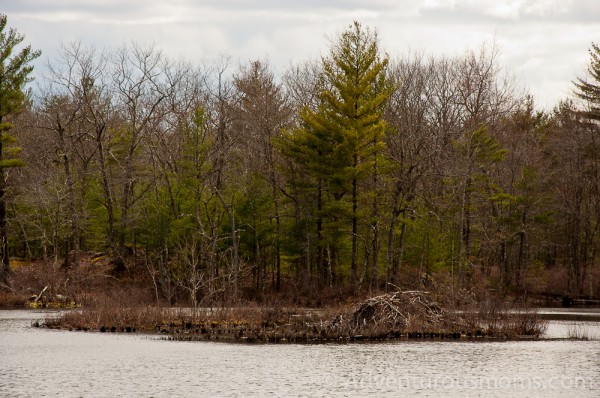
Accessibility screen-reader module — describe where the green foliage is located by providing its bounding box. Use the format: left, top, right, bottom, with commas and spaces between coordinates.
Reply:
0, 158, 25, 168
84, 177, 115, 249
279, 21, 390, 281
0, 14, 39, 286
0, 129, 25, 168
320, 21, 390, 183
235, 173, 276, 262
400, 209, 454, 273
574, 42, 600, 121
454, 125, 507, 166
0, 14, 41, 119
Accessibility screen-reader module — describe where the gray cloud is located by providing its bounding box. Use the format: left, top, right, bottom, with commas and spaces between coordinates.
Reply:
3, 0, 599, 109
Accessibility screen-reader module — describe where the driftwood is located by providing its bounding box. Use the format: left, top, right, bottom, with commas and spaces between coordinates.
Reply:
34, 286, 48, 303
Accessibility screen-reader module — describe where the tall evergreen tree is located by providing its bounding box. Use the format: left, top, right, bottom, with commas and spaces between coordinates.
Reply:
281, 21, 389, 289
321, 21, 389, 289
571, 43, 600, 295
0, 14, 40, 288
574, 42, 600, 122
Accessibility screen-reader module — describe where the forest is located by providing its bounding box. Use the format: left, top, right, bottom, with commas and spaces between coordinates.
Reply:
1, 16, 600, 307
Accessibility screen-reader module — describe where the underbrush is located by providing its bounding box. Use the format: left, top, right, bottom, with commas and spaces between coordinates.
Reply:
4, 256, 549, 341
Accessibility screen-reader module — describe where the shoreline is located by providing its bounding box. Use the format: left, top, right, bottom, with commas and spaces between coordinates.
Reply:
3, 305, 596, 342
36, 291, 551, 343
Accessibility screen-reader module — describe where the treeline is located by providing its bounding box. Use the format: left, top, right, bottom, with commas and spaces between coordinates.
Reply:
3, 21, 600, 304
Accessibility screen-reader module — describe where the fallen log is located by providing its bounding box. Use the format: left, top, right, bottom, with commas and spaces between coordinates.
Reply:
34, 286, 48, 303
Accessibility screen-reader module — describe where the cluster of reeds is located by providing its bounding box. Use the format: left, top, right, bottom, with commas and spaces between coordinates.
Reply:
463, 298, 548, 338
566, 322, 594, 340
43, 306, 166, 332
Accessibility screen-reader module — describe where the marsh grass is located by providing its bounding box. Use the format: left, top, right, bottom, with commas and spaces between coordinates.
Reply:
464, 298, 548, 338
0, 290, 30, 307
43, 290, 548, 342
565, 322, 597, 340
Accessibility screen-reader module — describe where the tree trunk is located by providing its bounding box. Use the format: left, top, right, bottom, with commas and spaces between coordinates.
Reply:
63, 152, 80, 270
351, 156, 358, 290
516, 210, 527, 290
215, 189, 238, 300
271, 174, 281, 291
316, 178, 324, 287
95, 126, 117, 260
370, 141, 380, 291
0, 135, 9, 288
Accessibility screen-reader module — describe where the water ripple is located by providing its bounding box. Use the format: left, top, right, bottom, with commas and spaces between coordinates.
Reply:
1, 310, 599, 397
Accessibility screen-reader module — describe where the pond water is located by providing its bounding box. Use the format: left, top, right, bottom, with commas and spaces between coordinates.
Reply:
1, 309, 599, 397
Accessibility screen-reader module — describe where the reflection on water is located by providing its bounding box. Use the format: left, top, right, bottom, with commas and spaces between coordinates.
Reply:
544, 321, 600, 339
1, 310, 599, 397
538, 307, 600, 322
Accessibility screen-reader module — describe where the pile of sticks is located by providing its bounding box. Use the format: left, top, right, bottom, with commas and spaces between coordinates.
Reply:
352, 290, 445, 330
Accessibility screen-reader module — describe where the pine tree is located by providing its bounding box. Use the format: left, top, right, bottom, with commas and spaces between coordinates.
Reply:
574, 42, 600, 121
0, 14, 40, 288
281, 21, 389, 289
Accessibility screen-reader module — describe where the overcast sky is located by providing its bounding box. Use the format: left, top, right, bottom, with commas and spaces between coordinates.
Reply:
4, 0, 600, 109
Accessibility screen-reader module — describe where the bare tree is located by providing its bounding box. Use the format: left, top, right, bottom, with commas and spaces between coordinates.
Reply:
233, 59, 292, 291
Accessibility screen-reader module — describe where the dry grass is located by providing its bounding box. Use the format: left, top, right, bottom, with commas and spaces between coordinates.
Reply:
7, 255, 547, 341
43, 306, 166, 332
565, 322, 598, 340
0, 290, 30, 307
463, 298, 548, 338
42, 289, 547, 342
